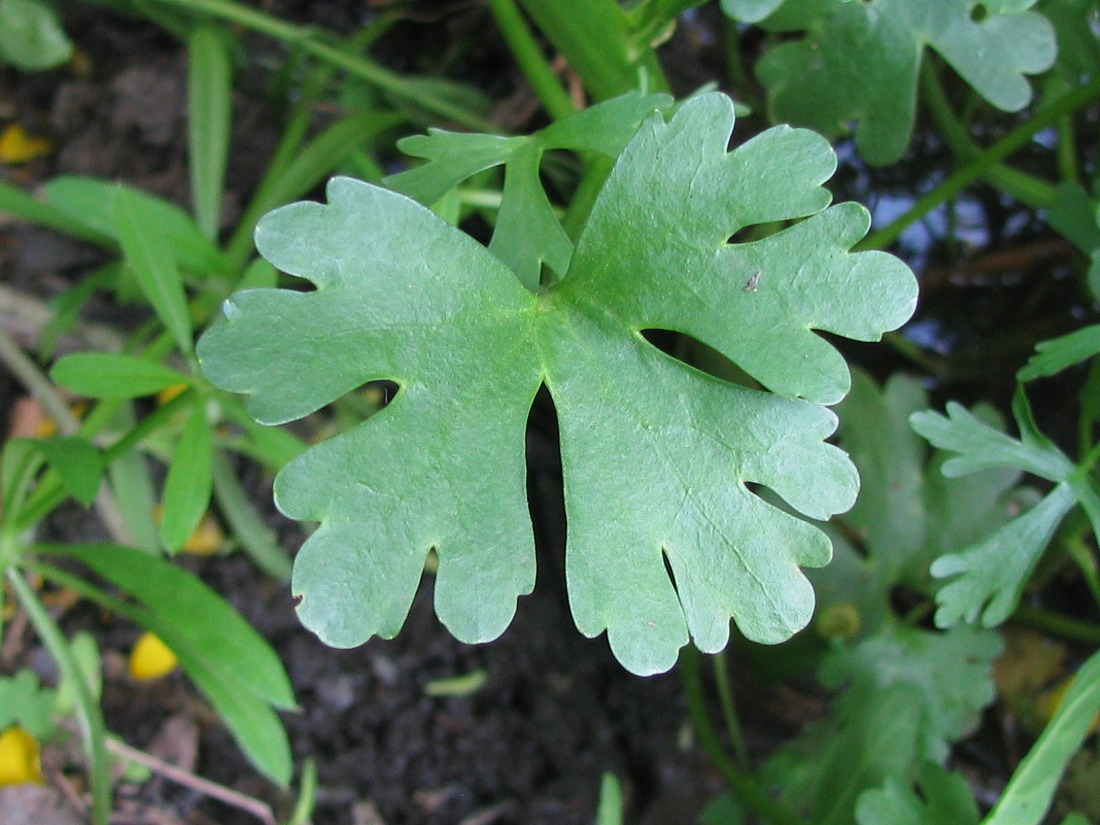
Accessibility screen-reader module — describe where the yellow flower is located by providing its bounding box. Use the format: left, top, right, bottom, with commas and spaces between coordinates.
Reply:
0, 727, 44, 786
129, 632, 178, 681
0, 124, 53, 164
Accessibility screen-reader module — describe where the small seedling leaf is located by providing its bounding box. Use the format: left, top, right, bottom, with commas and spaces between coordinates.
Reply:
1018, 324, 1100, 381
199, 92, 917, 675
912, 391, 1100, 627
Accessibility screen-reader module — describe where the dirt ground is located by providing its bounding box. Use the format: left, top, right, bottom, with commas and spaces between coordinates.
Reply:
1, 3, 1093, 825
0, 4, 740, 824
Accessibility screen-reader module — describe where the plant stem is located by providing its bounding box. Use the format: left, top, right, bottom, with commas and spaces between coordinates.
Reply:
517, 0, 669, 100
680, 647, 806, 825
712, 651, 752, 773
918, 60, 1056, 210
0, 325, 80, 435
144, 0, 494, 130
723, 17, 762, 115
488, 0, 577, 122
8, 569, 112, 825
1014, 604, 1100, 645
861, 74, 1100, 250
13, 390, 195, 536
0, 327, 133, 544
99, 728, 278, 825
561, 155, 614, 240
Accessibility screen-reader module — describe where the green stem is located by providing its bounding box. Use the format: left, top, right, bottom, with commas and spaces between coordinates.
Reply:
0, 326, 81, 435
919, 60, 1056, 210
8, 569, 112, 825
13, 390, 196, 535
561, 155, 615, 240
1013, 604, 1100, 645
862, 73, 1100, 250
681, 647, 806, 825
712, 651, 751, 773
517, 0, 669, 101
488, 0, 576, 122
144, 0, 494, 130
723, 17, 762, 115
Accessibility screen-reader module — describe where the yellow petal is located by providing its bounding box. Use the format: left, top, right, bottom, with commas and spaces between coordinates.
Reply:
156, 383, 190, 406
152, 506, 224, 556
1038, 675, 1100, 734
0, 727, 44, 786
180, 511, 224, 556
129, 632, 178, 681
0, 124, 53, 164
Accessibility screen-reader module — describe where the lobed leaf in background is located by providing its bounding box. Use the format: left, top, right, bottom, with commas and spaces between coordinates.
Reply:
812, 370, 1034, 636
855, 762, 980, 825
720, 0, 1057, 165
911, 386, 1100, 629
0, 0, 72, 72
386, 92, 673, 289
199, 91, 917, 676
750, 371, 1011, 824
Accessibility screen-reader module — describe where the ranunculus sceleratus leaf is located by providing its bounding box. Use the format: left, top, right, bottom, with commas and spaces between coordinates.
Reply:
197, 93, 917, 675
721, 0, 1057, 165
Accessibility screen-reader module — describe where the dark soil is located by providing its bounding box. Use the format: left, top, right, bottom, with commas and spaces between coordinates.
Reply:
2, 3, 1093, 825
0, 5, 733, 824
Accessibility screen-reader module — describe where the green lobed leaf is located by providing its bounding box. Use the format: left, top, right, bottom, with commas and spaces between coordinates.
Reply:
51, 352, 189, 399
0, 0, 71, 71
159, 401, 214, 553
855, 763, 980, 825
820, 624, 1001, 764
930, 483, 1077, 627
723, 0, 1057, 164
817, 372, 1026, 634
984, 648, 1100, 825
198, 92, 917, 675
766, 624, 999, 823
45, 543, 296, 785
0, 669, 57, 738
912, 391, 1100, 627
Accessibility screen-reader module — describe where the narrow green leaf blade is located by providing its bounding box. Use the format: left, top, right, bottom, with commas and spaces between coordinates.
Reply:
985, 648, 1100, 825
46, 177, 231, 277
0, 179, 115, 247
44, 542, 296, 784
211, 448, 291, 581
159, 402, 213, 553
51, 353, 188, 399
33, 436, 103, 507
114, 187, 194, 355
187, 25, 233, 240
